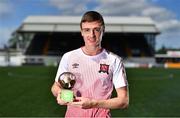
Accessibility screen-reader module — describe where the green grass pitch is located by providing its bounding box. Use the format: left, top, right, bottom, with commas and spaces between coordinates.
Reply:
0, 66, 180, 117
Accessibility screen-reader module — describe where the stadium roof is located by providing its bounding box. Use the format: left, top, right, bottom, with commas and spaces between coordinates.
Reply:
17, 16, 160, 34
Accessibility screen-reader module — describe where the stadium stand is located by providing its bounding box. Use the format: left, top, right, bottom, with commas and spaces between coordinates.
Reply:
11, 16, 159, 66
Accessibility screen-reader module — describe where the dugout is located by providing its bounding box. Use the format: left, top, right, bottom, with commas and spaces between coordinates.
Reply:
13, 16, 160, 65
155, 51, 180, 63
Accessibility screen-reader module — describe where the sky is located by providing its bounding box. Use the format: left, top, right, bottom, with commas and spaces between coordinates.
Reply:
0, 0, 180, 50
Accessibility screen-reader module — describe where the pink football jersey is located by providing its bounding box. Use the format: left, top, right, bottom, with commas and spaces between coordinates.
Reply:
55, 48, 128, 117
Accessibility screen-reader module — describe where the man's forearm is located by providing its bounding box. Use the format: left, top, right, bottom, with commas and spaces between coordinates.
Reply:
93, 97, 129, 109
51, 82, 61, 97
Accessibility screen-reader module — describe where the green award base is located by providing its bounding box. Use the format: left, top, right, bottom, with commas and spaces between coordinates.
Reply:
60, 89, 74, 102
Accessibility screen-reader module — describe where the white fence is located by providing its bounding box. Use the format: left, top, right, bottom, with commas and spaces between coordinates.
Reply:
0, 52, 24, 66
0, 53, 164, 68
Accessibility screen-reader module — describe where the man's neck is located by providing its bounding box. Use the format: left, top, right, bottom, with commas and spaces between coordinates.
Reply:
82, 46, 103, 56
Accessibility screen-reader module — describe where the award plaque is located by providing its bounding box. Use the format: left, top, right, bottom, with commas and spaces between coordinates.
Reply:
58, 72, 76, 102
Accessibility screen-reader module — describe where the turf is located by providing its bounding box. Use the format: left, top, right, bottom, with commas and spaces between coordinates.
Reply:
0, 66, 180, 117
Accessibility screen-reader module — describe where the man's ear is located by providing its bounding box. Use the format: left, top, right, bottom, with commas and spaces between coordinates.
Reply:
81, 30, 84, 36
102, 29, 105, 36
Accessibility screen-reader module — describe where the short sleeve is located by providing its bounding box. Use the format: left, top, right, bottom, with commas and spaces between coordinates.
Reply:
54, 52, 71, 82
112, 58, 128, 88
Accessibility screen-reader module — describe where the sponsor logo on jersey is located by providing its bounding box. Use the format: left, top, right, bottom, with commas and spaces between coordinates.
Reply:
72, 63, 79, 68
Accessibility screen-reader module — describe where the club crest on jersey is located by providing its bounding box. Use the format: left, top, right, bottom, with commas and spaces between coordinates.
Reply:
99, 64, 109, 74
72, 63, 79, 68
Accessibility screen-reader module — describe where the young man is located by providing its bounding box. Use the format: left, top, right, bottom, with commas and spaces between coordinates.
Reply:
51, 11, 129, 117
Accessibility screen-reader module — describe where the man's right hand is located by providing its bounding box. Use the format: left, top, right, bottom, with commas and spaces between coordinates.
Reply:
56, 92, 69, 105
